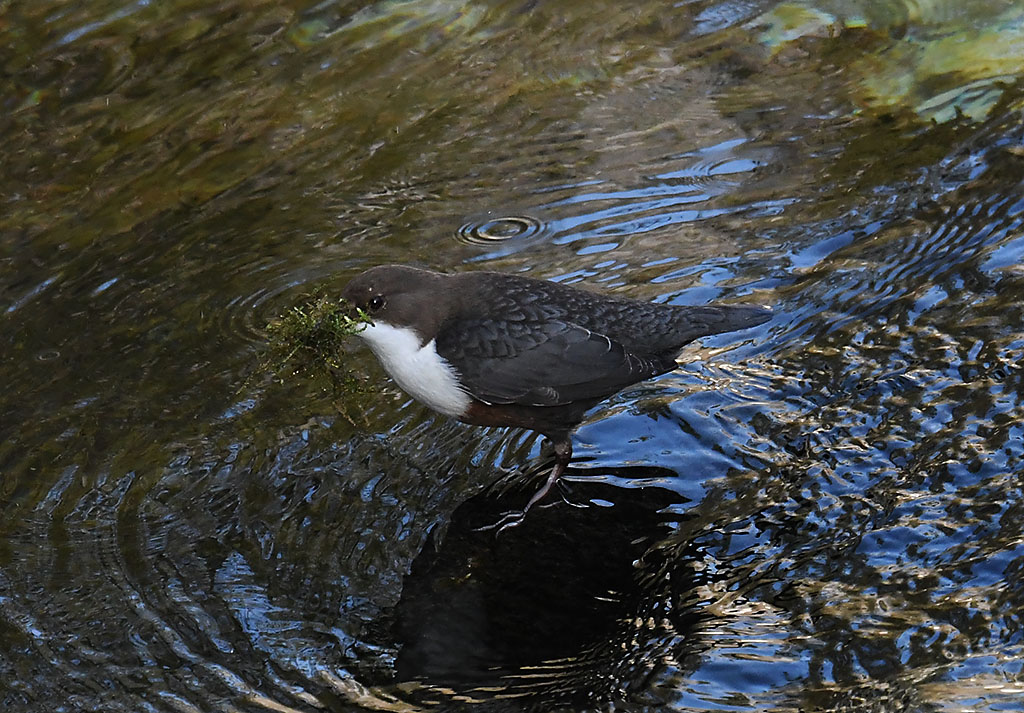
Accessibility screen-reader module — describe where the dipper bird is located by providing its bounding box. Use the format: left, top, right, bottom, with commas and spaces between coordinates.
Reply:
342, 264, 770, 529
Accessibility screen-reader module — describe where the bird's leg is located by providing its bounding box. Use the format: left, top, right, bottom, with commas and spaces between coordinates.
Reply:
519, 438, 571, 513
478, 437, 572, 534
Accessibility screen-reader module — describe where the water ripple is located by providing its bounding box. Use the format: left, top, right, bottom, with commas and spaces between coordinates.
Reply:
455, 214, 545, 245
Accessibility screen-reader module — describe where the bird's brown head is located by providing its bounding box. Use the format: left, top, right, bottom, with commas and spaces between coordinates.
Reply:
341, 265, 452, 344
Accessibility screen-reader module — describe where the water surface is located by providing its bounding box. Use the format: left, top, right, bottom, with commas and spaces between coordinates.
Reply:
3, 1, 1024, 711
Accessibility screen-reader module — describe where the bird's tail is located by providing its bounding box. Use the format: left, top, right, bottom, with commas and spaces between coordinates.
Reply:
673, 304, 772, 345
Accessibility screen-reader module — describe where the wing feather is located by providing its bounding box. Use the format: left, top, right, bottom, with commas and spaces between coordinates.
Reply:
435, 317, 674, 407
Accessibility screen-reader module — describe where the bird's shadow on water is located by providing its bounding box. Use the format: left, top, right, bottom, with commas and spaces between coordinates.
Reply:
386, 461, 711, 711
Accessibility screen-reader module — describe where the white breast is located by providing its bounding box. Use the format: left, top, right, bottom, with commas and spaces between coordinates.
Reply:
356, 322, 471, 417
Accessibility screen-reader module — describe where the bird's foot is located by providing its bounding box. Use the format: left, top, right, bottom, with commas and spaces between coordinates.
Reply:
474, 509, 527, 534
476, 448, 570, 534
475, 494, 566, 534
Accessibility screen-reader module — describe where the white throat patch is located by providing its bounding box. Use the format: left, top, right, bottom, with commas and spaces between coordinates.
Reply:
357, 322, 471, 417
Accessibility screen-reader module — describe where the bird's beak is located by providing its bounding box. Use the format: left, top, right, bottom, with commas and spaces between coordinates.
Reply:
341, 298, 373, 331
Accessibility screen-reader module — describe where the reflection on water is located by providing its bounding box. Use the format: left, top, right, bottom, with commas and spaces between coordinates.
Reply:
394, 474, 691, 709
3, 0, 1024, 711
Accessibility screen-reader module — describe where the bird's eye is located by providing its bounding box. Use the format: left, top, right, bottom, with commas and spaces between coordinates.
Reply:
368, 295, 385, 311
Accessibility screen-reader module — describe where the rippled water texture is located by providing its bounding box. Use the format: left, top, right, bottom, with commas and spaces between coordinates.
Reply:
4, 1, 1024, 711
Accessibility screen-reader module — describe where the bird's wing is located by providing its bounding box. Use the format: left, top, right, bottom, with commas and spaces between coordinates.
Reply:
434, 317, 675, 407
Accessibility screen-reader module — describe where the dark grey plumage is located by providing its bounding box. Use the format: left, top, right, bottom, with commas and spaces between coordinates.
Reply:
434, 272, 770, 413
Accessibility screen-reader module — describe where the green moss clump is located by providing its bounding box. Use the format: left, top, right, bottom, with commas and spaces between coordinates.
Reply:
250, 296, 373, 426
266, 296, 370, 370
258, 295, 373, 408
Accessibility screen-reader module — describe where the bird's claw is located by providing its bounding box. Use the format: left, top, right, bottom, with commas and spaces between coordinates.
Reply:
474, 510, 526, 534
556, 479, 586, 508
